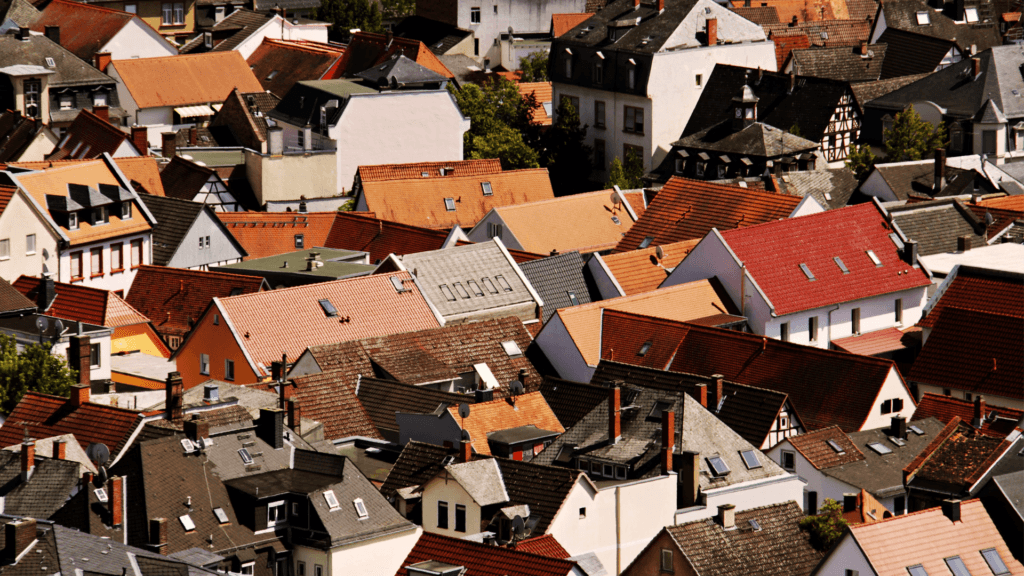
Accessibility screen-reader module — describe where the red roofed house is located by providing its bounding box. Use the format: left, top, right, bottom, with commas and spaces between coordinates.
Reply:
913, 394, 1024, 438
396, 532, 577, 576
666, 201, 932, 350
30, 0, 177, 62
325, 212, 455, 264
246, 37, 346, 98
170, 270, 441, 388
46, 108, 143, 160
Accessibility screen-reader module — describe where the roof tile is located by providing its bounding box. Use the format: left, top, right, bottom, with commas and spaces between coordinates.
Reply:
913, 393, 1024, 438
246, 37, 345, 98
786, 425, 865, 469
918, 266, 1023, 329
217, 211, 338, 259
600, 239, 698, 295
357, 159, 502, 183
395, 532, 575, 576
490, 190, 637, 254
0, 391, 142, 456
14, 275, 149, 327
447, 391, 564, 455
551, 12, 594, 37
30, 0, 135, 62
110, 52, 264, 109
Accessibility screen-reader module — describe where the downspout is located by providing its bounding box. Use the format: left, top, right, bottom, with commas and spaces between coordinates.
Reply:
826, 304, 841, 347
615, 485, 622, 575
739, 264, 746, 317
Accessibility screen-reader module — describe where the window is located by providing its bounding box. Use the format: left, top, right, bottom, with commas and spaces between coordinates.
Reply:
799, 263, 815, 281
70, 251, 83, 279
24, 80, 40, 118
93, 206, 109, 225
579, 507, 586, 519
845, 571, 859, 576
983, 130, 997, 155
894, 495, 905, 516
781, 450, 795, 470
603, 464, 613, 477
437, 501, 449, 529
482, 278, 498, 294
594, 139, 606, 170
834, 256, 849, 274
867, 442, 892, 455
173, 2, 184, 24
717, 164, 727, 179
122, 202, 132, 219
594, 62, 603, 83
595, 101, 606, 128
239, 448, 253, 464
200, 354, 210, 375
827, 440, 846, 454
807, 491, 817, 515
866, 249, 882, 266
444, 198, 456, 211
895, 298, 903, 324
162, 2, 173, 24
131, 239, 142, 268
470, 6, 480, 23
297, 563, 306, 576
94, 92, 107, 107
493, 4, 497, 13
494, 275, 512, 291
267, 501, 285, 526
440, 284, 456, 301
481, 182, 492, 196
468, 280, 484, 296
0, 238, 9, 261
740, 450, 761, 469
179, 514, 196, 532
915, 10, 929, 24
624, 144, 644, 168
981, 548, 1010, 575
565, 57, 572, 78
660, 549, 673, 572
808, 317, 818, 342
240, 564, 254, 576
944, 557, 970, 576
624, 106, 643, 133
627, 68, 635, 89
213, 507, 229, 524
199, 237, 205, 250
60, 94, 74, 110
323, 490, 340, 510
486, 223, 503, 239
695, 73, 702, 87
91, 248, 103, 277
567, 291, 579, 305
68, 212, 78, 230
893, 398, 903, 412
563, 95, 580, 114
124, 2, 136, 12
907, 566, 928, 576
951, 124, 963, 151
474, 39, 479, 56
964, 6, 978, 21
675, 158, 684, 173
297, 129, 304, 148
780, 322, 789, 342
354, 498, 369, 519
314, 566, 323, 576
501, 340, 523, 358
453, 283, 470, 299
454, 504, 466, 532
294, 234, 304, 248
707, 456, 730, 476
318, 298, 338, 317
851, 308, 861, 335
90, 344, 100, 368
224, 359, 234, 381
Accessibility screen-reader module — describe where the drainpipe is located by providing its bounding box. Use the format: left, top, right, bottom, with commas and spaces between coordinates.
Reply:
739, 264, 746, 317
615, 485, 622, 575
826, 304, 841, 347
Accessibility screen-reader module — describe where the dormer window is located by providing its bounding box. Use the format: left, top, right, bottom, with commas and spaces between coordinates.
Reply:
93, 206, 109, 225
68, 212, 78, 230
121, 202, 132, 219
60, 94, 74, 110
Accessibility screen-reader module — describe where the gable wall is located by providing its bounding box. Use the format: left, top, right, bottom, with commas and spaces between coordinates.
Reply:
0, 190, 60, 282
174, 302, 257, 388
165, 208, 246, 269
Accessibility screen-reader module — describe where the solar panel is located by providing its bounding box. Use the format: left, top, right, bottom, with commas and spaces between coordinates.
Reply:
740, 450, 761, 470
909, 425, 925, 435
708, 456, 730, 477
907, 565, 929, 576
238, 448, 253, 465
944, 556, 971, 576
213, 507, 229, 524
981, 549, 1010, 575
826, 440, 845, 454
867, 442, 892, 455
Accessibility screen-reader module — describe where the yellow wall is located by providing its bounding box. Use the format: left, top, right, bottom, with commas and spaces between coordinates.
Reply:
98, 0, 196, 38
113, 323, 171, 358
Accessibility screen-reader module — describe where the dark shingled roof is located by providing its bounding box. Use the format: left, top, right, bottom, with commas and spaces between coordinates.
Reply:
139, 195, 243, 266
775, 167, 859, 210
355, 377, 468, 436
379, 440, 456, 499
538, 377, 611, 430
0, 452, 81, 518
0, 33, 118, 88
876, 0, 1001, 53
888, 198, 989, 256
354, 54, 447, 86
548, 0, 702, 54
518, 251, 593, 323
392, 15, 473, 55
913, 394, 1024, 437
0, 112, 46, 162
919, 266, 1023, 329
849, 73, 930, 108
790, 43, 887, 82
45, 109, 130, 160
673, 120, 819, 157
875, 28, 956, 79
873, 162, 994, 201
665, 501, 823, 576
282, 368, 382, 441
0, 275, 37, 316
160, 156, 219, 201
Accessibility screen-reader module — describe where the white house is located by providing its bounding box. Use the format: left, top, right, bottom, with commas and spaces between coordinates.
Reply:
31, 0, 178, 62
664, 201, 932, 349
0, 186, 62, 282
549, 0, 776, 177
183, 10, 328, 60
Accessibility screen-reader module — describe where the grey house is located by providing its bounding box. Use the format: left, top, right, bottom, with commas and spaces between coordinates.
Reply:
137, 194, 246, 270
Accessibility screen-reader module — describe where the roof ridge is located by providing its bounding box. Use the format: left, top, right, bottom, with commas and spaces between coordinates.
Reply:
333, 212, 450, 236
220, 269, 411, 303
48, 0, 134, 18
261, 37, 344, 55
495, 189, 617, 211
134, 264, 266, 282
850, 497, 983, 530
20, 390, 141, 414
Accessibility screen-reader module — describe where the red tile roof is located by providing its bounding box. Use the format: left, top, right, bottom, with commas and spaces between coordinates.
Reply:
551, 13, 594, 37
786, 425, 865, 469
13, 275, 149, 327
30, 0, 137, 62
246, 37, 345, 97
513, 535, 570, 558
111, 52, 264, 109
339, 32, 453, 79
395, 532, 575, 576
447, 391, 564, 456
324, 212, 452, 263
216, 211, 338, 259
614, 176, 801, 253
912, 393, 1024, 438
0, 391, 142, 455
904, 417, 1014, 488
965, 203, 1022, 239
918, 266, 1022, 329
720, 202, 931, 315
599, 309, 908, 432
114, 156, 166, 196
47, 109, 130, 160
0, 185, 13, 217
519, 82, 552, 126
831, 326, 912, 356
124, 265, 266, 338
599, 239, 699, 295
772, 33, 812, 69
908, 307, 1023, 401
357, 159, 503, 183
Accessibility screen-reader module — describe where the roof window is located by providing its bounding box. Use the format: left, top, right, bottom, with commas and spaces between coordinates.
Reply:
439, 284, 456, 301
94, 488, 108, 502
468, 280, 484, 296
501, 340, 523, 358
611, 216, 621, 225
494, 275, 512, 292
213, 507, 229, 524
295, 234, 304, 248
740, 449, 761, 469
888, 436, 906, 447
238, 448, 254, 465
179, 514, 196, 532
421, 171, 429, 177
638, 236, 654, 249
799, 263, 815, 281
567, 291, 579, 305
453, 282, 470, 299
916, 10, 930, 24
866, 250, 882, 267
319, 298, 338, 317
982, 549, 1010, 575
909, 425, 925, 435
482, 278, 498, 294
324, 490, 340, 510
353, 498, 369, 519
390, 276, 409, 293
648, 400, 672, 420
834, 256, 849, 274
481, 182, 493, 196
181, 438, 196, 453
230, 288, 243, 296
749, 519, 762, 531
965, 6, 978, 22
267, 70, 279, 80
907, 565, 929, 576
944, 556, 971, 576
45, 57, 55, 67
826, 439, 845, 454
707, 456, 731, 477
866, 442, 892, 455
638, 341, 652, 356
444, 198, 456, 211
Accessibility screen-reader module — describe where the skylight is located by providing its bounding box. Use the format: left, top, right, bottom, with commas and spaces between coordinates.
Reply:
826, 440, 845, 454
179, 515, 196, 532
707, 456, 731, 477
501, 340, 523, 358
964, 6, 979, 21
909, 425, 925, 435
866, 250, 882, 267
444, 198, 456, 211
748, 519, 761, 531
481, 182, 493, 196
267, 70, 279, 80
834, 256, 849, 274
482, 278, 498, 294
638, 341, 653, 356
740, 450, 761, 470
799, 263, 815, 281
324, 490, 340, 510
353, 498, 369, 519
390, 276, 407, 293
239, 448, 254, 465
181, 438, 196, 453
981, 548, 1010, 575
319, 298, 338, 317
45, 57, 55, 67
213, 507, 229, 524
944, 556, 971, 576
639, 236, 654, 249
867, 442, 892, 455
468, 280, 484, 296
494, 275, 512, 292
916, 11, 930, 24
567, 291, 579, 306
888, 436, 907, 447
94, 488, 108, 503
907, 565, 929, 576
453, 282, 471, 299
440, 285, 456, 301
648, 400, 672, 420
421, 171, 429, 177
611, 216, 621, 225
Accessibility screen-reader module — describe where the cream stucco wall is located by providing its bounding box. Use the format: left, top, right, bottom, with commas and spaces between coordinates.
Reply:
244, 149, 338, 206
15, 127, 60, 162
327, 526, 421, 576
57, 232, 151, 295
103, 18, 179, 60
0, 189, 60, 282
420, 473, 484, 538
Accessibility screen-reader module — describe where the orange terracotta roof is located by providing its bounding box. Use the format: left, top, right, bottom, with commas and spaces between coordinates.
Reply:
489, 190, 637, 254
848, 499, 1023, 575
519, 82, 552, 126
360, 168, 555, 229
114, 156, 165, 196
205, 270, 440, 372
553, 280, 734, 367
0, 391, 142, 455
339, 32, 453, 79
216, 211, 338, 259
15, 160, 152, 246
0, 186, 13, 217
325, 212, 452, 263
357, 159, 502, 183
786, 425, 865, 469
736, 0, 847, 23
551, 13, 593, 37
446, 391, 564, 456
111, 52, 264, 109
599, 239, 699, 295
831, 326, 912, 356
772, 33, 812, 69
1001, 11, 1020, 21
979, 194, 1024, 211
47, 108, 129, 160
13, 275, 150, 327
912, 393, 1024, 438
514, 535, 570, 558
622, 190, 647, 221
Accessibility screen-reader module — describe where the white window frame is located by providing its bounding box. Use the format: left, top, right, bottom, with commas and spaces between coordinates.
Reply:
240, 563, 255, 576
199, 353, 210, 375
25, 234, 36, 255
161, 2, 173, 25
267, 500, 286, 526
173, 2, 184, 24
60, 94, 74, 110
470, 6, 480, 23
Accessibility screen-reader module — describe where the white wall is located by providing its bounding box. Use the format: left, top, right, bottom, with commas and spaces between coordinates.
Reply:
231, 17, 329, 60
15, 128, 60, 162
0, 191, 61, 282
585, 254, 626, 300
57, 232, 151, 295
811, 532, 875, 576
461, 0, 585, 62
103, 19, 178, 60
420, 474, 482, 538
766, 441, 856, 513
532, 313, 592, 382
53, 331, 113, 381
675, 474, 805, 525
329, 526, 421, 576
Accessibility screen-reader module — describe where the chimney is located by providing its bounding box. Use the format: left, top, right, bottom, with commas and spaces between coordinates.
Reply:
268, 126, 283, 156
203, 383, 219, 403
608, 387, 621, 444
954, 0, 965, 22
183, 415, 210, 442
81, 471, 93, 490
973, 396, 986, 428
94, 52, 112, 72
632, 0, 639, 8
70, 383, 90, 407
68, 336, 91, 387
903, 240, 918, 266
658, 0, 664, 9
110, 475, 124, 527
20, 439, 34, 481
298, 198, 308, 213
710, 374, 723, 412
860, 40, 868, 55
890, 415, 907, 440
44, 25, 59, 45
288, 398, 302, 436
37, 274, 55, 311
459, 438, 472, 463
161, 132, 176, 159
188, 126, 197, 146
957, 235, 971, 252
16, 27, 29, 41
257, 408, 284, 450
695, 382, 707, 408
934, 148, 946, 191
843, 493, 858, 513
680, 450, 700, 507
52, 438, 66, 460
4, 519, 36, 563
130, 125, 148, 154
788, 72, 796, 94
93, 105, 109, 123
941, 499, 961, 522
302, 124, 312, 151
149, 518, 168, 553
972, 57, 981, 78
661, 410, 675, 475
474, 388, 494, 402
165, 372, 183, 421
706, 18, 717, 46
716, 504, 736, 529
790, 15, 798, 26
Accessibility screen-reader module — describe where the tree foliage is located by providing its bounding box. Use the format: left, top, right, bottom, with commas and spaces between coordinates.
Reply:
0, 333, 77, 414
541, 97, 592, 193
846, 142, 877, 180
518, 52, 549, 82
315, 0, 382, 39
450, 78, 541, 169
605, 148, 644, 189
799, 498, 849, 552
379, 0, 414, 19
883, 107, 947, 162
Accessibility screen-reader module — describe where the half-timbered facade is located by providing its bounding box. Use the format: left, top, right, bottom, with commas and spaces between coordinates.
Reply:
823, 92, 860, 163
763, 400, 805, 449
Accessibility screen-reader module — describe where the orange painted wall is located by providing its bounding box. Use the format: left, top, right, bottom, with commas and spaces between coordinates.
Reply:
175, 305, 258, 389
111, 371, 163, 390
113, 324, 171, 358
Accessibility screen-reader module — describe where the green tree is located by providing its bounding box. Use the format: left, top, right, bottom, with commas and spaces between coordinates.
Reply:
519, 51, 549, 82
605, 148, 644, 189
789, 123, 802, 137
846, 142, 877, 180
470, 124, 539, 169
0, 333, 77, 414
541, 96, 592, 193
379, 0, 414, 19
883, 107, 947, 162
315, 0, 383, 39
799, 498, 849, 552
450, 78, 541, 165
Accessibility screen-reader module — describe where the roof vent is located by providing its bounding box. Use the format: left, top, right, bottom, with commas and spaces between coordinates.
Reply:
390, 276, 410, 293
204, 383, 219, 402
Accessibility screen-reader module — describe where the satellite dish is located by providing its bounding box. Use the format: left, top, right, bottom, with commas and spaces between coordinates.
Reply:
42, 248, 49, 260
509, 381, 525, 396
610, 192, 621, 208
86, 442, 110, 466
655, 245, 665, 259
458, 403, 471, 419
35, 317, 47, 332
461, 429, 471, 442
512, 515, 525, 538
54, 319, 64, 334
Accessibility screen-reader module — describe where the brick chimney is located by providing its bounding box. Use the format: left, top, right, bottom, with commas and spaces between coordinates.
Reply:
716, 504, 736, 529
44, 25, 60, 45
4, 519, 36, 563
149, 518, 168, 553
934, 148, 946, 192
941, 499, 961, 522
661, 410, 675, 475
68, 336, 91, 387
94, 52, 112, 73
37, 274, 55, 311
70, 383, 90, 407
165, 371, 183, 421
130, 125, 148, 154
189, 126, 197, 146
161, 132, 176, 159
706, 18, 717, 46
710, 374, 724, 412
972, 57, 981, 79
632, 0, 639, 8
695, 382, 707, 408
860, 40, 868, 55
20, 439, 34, 481
608, 387, 621, 444
459, 438, 472, 463
657, 0, 664, 10
288, 398, 302, 436
110, 475, 124, 527
183, 415, 210, 442
52, 438, 66, 460
890, 415, 907, 440
973, 396, 986, 428
93, 105, 109, 122
680, 450, 700, 507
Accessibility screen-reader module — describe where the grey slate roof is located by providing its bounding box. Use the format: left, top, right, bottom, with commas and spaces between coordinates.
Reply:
518, 251, 593, 323
989, 470, 1023, 519
673, 120, 819, 158
873, 161, 999, 201
355, 377, 467, 435
379, 440, 456, 499
790, 44, 887, 82
139, 195, 220, 266
354, 54, 447, 87
0, 452, 80, 518
0, 32, 117, 88
774, 167, 859, 210
269, 80, 377, 130
889, 198, 989, 256
876, 0, 1001, 53
181, 9, 270, 54
0, 0, 39, 27
539, 377, 611, 430
849, 72, 930, 109
49, 523, 217, 576
975, 98, 1008, 123
875, 28, 955, 79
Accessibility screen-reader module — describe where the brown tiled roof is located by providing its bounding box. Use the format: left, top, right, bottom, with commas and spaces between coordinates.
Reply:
447, 391, 564, 456
849, 73, 930, 108
30, 0, 135, 62
786, 425, 865, 469
846, 499, 1023, 576
324, 212, 451, 263
338, 32, 453, 79
613, 176, 801, 253
159, 155, 217, 201
831, 326, 913, 356
246, 37, 345, 98
124, 265, 266, 338
844, 0, 878, 21
0, 391, 142, 455
111, 52, 264, 109
276, 369, 381, 440
47, 109, 129, 161
732, 5, 782, 24
356, 377, 468, 435
790, 43, 886, 82
912, 393, 1024, 438
551, 12, 593, 37
114, 156, 165, 196
357, 159, 502, 183
599, 239, 699, 295
904, 417, 1014, 488
379, 440, 456, 498
490, 190, 637, 254
13, 275, 149, 327
217, 211, 338, 259
396, 532, 576, 576
764, 19, 871, 47
0, 277, 35, 315
359, 168, 555, 229
918, 266, 1022, 329
513, 534, 570, 558
965, 203, 1022, 240
980, 195, 1024, 211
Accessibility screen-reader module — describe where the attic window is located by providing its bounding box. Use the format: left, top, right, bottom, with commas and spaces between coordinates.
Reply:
638, 341, 652, 356
888, 436, 907, 447
567, 291, 579, 305
239, 448, 254, 464
866, 442, 892, 455
230, 288, 243, 296
494, 275, 512, 292
444, 198, 456, 211
482, 278, 498, 294
826, 440, 845, 454
421, 171, 429, 177
799, 263, 815, 281
648, 400, 672, 420
915, 11, 930, 24
94, 488, 109, 502
501, 340, 523, 357
353, 498, 369, 519
45, 57, 55, 67
481, 182, 493, 196
638, 236, 654, 249
213, 507, 229, 524
740, 450, 761, 469
981, 549, 1010, 575
944, 556, 971, 576
707, 456, 730, 477
749, 519, 762, 531
440, 285, 456, 301
611, 216, 621, 225
179, 514, 196, 532
908, 425, 925, 436
865, 250, 882, 267
964, 6, 978, 21
319, 298, 338, 317
295, 234, 304, 248
453, 282, 471, 299
468, 280, 484, 296
267, 70, 279, 80
834, 256, 849, 274
907, 565, 929, 576
323, 490, 340, 510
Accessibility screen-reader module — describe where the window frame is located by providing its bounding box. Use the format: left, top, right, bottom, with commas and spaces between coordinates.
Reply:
895, 298, 903, 325
161, 2, 173, 25
593, 62, 603, 84
68, 211, 79, 230
70, 251, 83, 280
173, 2, 184, 24
437, 501, 449, 529
851, 307, 861, 335
130, 239, 142, 268
224, 359, 235, 381
454, 504, 466, 532
199, 353, 210, 375
594, 101, 606, 129
470, 6, 481, 23
781, 450, 795, 470
780, 322, 789, 342
623, 105, 644, 134
594, 139, 606, 170
660, 549, 674, 572
0, 238, 8, 261
110, 243, 123, 272
808, 316, 818, 342
122, 202, 132, 220
90, 343, 101, 368
267, 500, 286, 526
